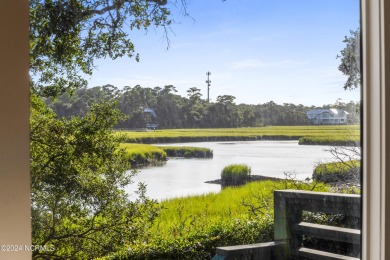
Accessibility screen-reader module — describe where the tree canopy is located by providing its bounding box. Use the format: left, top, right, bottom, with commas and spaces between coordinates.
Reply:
30, 94, 159, 259
337, 28, 361, 90
29, 0, 183, 258
30, 0, 174, 97
46, 84, 361, 129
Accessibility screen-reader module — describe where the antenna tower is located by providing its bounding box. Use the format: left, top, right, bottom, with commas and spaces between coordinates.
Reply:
206, 71, 211, 102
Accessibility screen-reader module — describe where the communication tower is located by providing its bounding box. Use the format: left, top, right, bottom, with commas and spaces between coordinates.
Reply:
206, 71, 211, 102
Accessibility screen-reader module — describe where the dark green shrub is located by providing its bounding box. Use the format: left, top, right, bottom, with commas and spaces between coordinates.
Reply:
106, 218, 273, 260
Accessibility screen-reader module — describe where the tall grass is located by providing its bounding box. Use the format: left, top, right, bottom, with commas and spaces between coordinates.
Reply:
160, 146, 213, 158
120, 143, 167, 167
119, 144, 213, 167
154, 180, 328, 232
109, 180, 328, 259
221, 164, 251, 185
313, 160, 360, 183
298, 136, 360, 146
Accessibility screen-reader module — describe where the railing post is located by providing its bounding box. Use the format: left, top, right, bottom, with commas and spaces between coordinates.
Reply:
274, 191, 300, 259
274, 190, 361, 259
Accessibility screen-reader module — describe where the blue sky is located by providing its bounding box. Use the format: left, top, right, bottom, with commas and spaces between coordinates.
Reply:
88, 0, 361, 106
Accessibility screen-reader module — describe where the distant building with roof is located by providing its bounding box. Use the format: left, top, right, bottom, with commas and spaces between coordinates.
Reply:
306, 108, 349, 125
143, 108, 159, 129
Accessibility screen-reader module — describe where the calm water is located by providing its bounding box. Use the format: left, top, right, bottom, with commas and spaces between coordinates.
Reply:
125, 141, 336, 201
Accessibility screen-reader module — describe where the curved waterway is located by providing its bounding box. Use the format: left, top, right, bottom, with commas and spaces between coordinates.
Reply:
125, 141, 337, 201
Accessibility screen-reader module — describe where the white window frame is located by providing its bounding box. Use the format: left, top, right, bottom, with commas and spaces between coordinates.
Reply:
0, 0, 389, 259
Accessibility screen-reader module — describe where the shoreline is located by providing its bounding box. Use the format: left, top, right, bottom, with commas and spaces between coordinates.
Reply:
205, 175, 284, 185
124, 135, 359, 147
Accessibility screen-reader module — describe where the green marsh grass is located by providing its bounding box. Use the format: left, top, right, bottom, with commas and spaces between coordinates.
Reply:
120, 143, 167, 167
160, 146, 213, 158
119, 144, 213, 167
117, 125, 360, 145
221, 164, 251, 185
313, 160, 360, 183
298, 136, 360, 146
110, 180, 329, 259
152, 180, 328, 237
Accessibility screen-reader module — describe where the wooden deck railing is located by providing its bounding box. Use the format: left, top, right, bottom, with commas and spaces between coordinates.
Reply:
213, 190, 361, 260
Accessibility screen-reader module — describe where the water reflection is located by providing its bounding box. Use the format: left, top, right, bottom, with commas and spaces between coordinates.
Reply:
126, 141, 337, 201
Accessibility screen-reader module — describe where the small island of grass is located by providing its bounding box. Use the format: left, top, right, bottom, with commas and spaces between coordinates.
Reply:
120, 143, 213, 168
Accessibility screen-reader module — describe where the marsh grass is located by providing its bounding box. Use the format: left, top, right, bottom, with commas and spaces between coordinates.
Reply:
110, 180, 328, 259
160, 146, 213, 158
298, 136, 360, 146
313, 160, 361, 183
120, 143, 167, 167
221, 164, 251, 185
117, 125, 360, 145
152, 180, 328, 237
120, 143, 213, 167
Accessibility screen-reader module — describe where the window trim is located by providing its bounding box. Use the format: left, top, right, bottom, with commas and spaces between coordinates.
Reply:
361, 0, 390, 259
0, 0, 389, 259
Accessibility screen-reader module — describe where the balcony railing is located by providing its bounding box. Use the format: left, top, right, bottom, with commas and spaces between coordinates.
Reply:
213, 190, 361, 260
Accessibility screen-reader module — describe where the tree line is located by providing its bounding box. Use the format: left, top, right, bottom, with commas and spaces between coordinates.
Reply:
45, 84, 360, 129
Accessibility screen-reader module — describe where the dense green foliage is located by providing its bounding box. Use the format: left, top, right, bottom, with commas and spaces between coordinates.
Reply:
29, 0, 177, 258
46, 85, 361, 128
160, 146, 213, 158
30, 0, 172, 98
119, 125, 360, 145
337, 29, 361, 90
30, 95, 159, 259
313, 160, 360, 183
221, 164, 251, 185
109, 218, 273, 260
106, 180, 328, 259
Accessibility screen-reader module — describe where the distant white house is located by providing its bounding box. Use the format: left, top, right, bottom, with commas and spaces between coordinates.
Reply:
306, 108, 349, 125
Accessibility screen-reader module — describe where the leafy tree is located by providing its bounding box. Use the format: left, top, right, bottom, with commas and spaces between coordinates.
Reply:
262, 101, 279, 126
337, 28, 361, 90
30, 94, 159, 259
214, 95, 239, 127
30, 0, 173, 97
29, 0, 177, 258
116, 85, 158, 129
185, 87, 206, 127
46, 85, 119, 118
155, 85, 185, 128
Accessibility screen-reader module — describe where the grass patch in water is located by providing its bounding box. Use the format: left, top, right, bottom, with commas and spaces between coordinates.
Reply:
119, 144, 213, 167
221, 164, 251, 185
120, 143, 167, 167
160, 146, 213, 158
313, 160, 360, 183
298, 136, 360, 146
